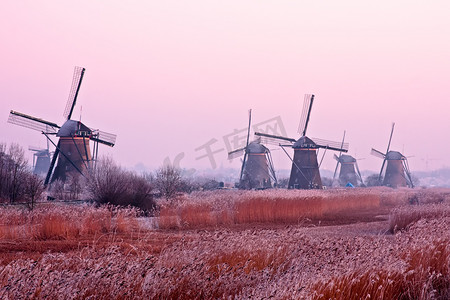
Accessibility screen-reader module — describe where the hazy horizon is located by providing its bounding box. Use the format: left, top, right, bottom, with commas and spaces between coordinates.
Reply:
2, 1, 450, 174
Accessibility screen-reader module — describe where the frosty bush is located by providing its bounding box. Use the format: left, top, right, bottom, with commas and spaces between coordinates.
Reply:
87, 157, 155, 211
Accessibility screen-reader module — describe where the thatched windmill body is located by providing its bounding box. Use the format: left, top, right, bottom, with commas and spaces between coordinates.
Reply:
256, 94, 348, 189
7, 67, 116, 185
228, 110, 277, 189
371, 123, 413, 188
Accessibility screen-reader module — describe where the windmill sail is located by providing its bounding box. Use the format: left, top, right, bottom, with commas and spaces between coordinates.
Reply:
311, 137, 349, 152
228, 147, 245, 159
63, 66, 85, 120
254, 132, 296, 144
8, 111, 59, 133
371, 148, 386, 159
91, 130, 117, 147
298, 94, 314, 136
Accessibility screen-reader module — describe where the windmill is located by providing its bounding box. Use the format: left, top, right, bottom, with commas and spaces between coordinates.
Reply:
371, 123, 414, 188
255, 94, 348, 189
7, 66, 116, 185
228, 109, 277, 189
332, 131, 364, 187
29, 146, 51, 175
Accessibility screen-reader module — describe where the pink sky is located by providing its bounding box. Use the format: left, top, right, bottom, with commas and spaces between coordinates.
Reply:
1, 1, 450, 173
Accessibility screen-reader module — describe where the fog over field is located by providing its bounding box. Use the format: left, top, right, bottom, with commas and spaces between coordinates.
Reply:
1, 1, 450, 176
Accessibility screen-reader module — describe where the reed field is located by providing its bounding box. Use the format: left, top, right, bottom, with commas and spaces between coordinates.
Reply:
0, 187, 449, 299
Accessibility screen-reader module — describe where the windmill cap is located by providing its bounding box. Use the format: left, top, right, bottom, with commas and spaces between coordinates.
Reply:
339, 154, 357, 163
57, 120, 92, 137
247, 141, 268, 154
293, 136, 317, 149
386, 151, 405, 160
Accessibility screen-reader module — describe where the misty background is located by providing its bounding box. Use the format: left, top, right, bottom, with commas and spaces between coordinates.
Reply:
1, 1, 450, 185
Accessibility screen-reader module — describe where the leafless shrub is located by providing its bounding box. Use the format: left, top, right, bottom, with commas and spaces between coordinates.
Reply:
87, 157, 155, 211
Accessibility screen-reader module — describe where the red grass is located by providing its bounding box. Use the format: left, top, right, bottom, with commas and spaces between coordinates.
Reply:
158, 189, 381, 229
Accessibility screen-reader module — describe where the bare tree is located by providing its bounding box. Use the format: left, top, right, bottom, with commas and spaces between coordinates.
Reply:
24, 173, 44, 210
0, 143, 29, 203
155, 165, 182, 200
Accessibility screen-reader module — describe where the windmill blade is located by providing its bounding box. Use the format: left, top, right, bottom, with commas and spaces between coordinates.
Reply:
332, 157, 340, 182
378, 158, 387, 183
45, 141, 60, 185
318, 147, 328, 168
255, 132, 296, 144
266, 149, 277, 185
386, 122, 395, 154
298, 94, 314, 136
312, 137, 349, 152
63, 66, 85, 120
355, 161, 364, 186
403, 159, 414, 188
240, 109, 252, 182
228, 147, 245, 159
28, 146, 46, 152
8, 110, 59, 133
91, 130, 117, 147
371, 148, 386, 159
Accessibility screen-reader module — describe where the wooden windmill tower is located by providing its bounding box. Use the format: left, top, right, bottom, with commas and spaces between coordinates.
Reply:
332, 131, 364, 187
371, 123, 414, 188
256, 94, 348, 189
7, 66, 117, 185
228, 110, 277, 189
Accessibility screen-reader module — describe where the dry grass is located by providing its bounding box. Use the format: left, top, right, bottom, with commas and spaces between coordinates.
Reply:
389, 202, 450, 233
0, 188, 449, 299
158, 189, 382, 229
0, 203, 140, 240
311, 239, 450, 300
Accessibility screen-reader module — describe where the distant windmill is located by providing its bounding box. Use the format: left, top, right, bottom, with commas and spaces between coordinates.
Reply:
255, 94, 348, 189
332, 131, 364, 187
29, 145, 51, 175
7, 66, 116, 185
371, 123, 414, 188
228, 109, 277, 189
